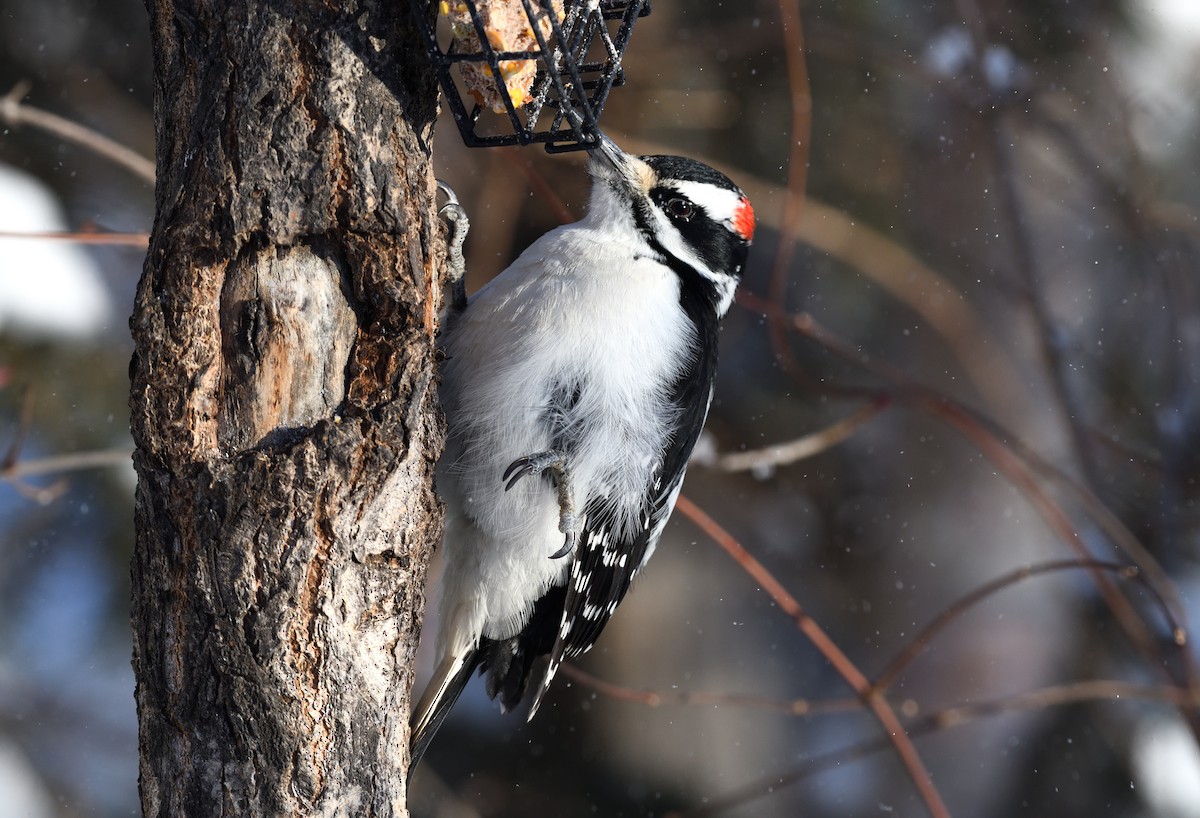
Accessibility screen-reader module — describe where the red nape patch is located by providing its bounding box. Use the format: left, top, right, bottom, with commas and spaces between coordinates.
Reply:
732, 197, 755, 242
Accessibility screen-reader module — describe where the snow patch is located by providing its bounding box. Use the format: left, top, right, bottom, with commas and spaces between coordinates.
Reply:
0, 163, 113, 338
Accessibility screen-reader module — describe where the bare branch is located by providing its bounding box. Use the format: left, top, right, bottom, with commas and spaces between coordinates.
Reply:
2, 386, 131, 501
676, 494, 952, 818
779, 308, 1192, 676
563, 559, 1178, 722
0, 229, 150, 246
668, 680, 1191, 818
559, 664, 861, 716
1, 448, 132, 480
874, 559, 1177, 693
1, 81, 156, 184
710, 395, 890, 473
764, 0, 812, 381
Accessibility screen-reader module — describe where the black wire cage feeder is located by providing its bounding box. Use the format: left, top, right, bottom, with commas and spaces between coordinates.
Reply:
410, 0, 651, 152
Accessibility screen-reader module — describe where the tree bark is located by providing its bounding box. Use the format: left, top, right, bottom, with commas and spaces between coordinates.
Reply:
129, 1, 442, 815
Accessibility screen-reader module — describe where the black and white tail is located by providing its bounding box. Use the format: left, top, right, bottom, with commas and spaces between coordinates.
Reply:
409, 650, 480, 776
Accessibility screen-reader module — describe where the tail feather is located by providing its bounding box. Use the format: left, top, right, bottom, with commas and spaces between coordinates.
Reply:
526, 640, 566, 722
526, 578, 579, 721
482, 584, 566, 716
410, 585, 575, 776
409, 649, 481, 778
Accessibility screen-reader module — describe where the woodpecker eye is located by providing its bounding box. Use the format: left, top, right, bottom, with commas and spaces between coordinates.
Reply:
665, 198, 695, 221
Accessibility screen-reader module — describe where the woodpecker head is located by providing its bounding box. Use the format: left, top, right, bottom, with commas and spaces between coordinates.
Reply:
586, 133, 754, 317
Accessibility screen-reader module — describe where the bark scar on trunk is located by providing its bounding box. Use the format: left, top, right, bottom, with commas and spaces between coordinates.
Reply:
219, 244, 358, 453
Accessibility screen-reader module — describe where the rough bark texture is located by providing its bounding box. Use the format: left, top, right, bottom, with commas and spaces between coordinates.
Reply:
129, 1, 442, 815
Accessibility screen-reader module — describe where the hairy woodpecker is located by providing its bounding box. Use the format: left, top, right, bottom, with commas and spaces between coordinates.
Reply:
410, 134, 754, 771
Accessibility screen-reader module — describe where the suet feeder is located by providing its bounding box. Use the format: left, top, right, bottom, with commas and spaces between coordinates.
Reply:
410, 0, 651, 152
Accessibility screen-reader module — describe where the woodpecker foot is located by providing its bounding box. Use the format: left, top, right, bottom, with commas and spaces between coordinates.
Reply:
503, 451, 579, 559
502, 451, 563, 490
436, 180, 469, 312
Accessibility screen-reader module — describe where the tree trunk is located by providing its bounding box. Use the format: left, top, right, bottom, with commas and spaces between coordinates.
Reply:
129, 1, 442, 815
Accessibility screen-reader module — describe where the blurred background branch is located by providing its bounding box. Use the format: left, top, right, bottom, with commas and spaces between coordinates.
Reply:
1, 80, 156, 184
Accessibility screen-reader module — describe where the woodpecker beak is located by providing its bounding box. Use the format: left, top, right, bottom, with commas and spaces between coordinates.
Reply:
589, 130, 626, 170
587, 131, 654, 195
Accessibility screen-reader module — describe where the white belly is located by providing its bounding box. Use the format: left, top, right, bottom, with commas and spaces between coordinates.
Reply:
435, 224, 694, 649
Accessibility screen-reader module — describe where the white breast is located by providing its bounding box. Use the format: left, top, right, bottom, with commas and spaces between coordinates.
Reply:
436, 217, 695, 651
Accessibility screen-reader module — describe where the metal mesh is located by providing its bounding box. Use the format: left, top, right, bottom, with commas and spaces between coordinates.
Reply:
410, 0, 650, 152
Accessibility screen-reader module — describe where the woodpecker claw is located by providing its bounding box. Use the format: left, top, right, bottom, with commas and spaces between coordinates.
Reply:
503, 451, 561, 489
502, 450, 578, 559
436, 180, 469, 312
548, 532, 576, 560
502, 461, 531, 491
435, 179, 459, 211
503, 453, 550, 490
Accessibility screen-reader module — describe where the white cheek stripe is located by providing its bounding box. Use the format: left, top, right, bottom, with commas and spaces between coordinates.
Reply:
649, 208, 738, 314
663, 180, 744, 225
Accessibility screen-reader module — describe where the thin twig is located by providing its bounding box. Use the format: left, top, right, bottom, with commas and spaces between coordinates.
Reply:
1, 448, 131, 505
0, 229, 150, 246
1, 385, 34, 471
1032, 463, 1189, 649
874, 559, 1176, 693
742, 293, 1185, 637
565, 560, 1178, 723
2, 390, 131, 501
927, 680, 1196, 726
559, 664, 861, 716
764, 0, 813, 379
713, 395, 890, 473
727, 295, 1197, 738
0, 389, 70, 503
779, 305, 1200, 717
676, 495, 952, 818
988, 117, 1100, 483
667, 679, 1191, 818
949, 3, 1102, 494
1015, 102, 1197, 664
0, 81, 156, 184
1, 448, 132, 480
787, 310, 1168, 662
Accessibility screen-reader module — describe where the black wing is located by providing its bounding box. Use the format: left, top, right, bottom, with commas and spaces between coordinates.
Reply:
529, 301, 721, 715
496, 279, 722, 717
